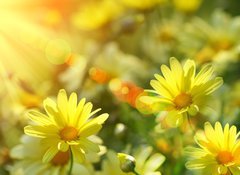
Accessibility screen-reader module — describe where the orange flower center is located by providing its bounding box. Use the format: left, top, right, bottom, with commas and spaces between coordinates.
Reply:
173, 93, 192, 109
51, 151, 70, 166
60, 126, 78, 141
216, 151, 234, 165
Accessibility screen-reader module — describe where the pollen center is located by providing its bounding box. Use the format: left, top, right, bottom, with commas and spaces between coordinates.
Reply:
216, 151, 234, 165
60, 126, 78, 141
51, 151, 70, 166
173, 93, 192, 109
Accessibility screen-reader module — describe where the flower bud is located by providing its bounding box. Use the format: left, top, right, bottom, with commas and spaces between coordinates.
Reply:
117, 153, 136, 173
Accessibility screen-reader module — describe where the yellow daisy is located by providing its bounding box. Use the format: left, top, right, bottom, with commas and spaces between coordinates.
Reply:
173, 0, 202, 13
141, 57, 223, 127
120, 0, 166, 10
10, 136, 97, 175
24, 89, 109, 163
185, 122, 240, 175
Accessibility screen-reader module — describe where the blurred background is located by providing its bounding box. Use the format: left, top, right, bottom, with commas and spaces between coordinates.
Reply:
0, 0, 240, 174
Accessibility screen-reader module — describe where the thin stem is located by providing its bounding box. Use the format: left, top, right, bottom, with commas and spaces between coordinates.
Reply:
227, 167, 233, 175
133, 169, 140, 175
187, 113, 194, 133
219, 98, 225, 125
68, 148, 74, 175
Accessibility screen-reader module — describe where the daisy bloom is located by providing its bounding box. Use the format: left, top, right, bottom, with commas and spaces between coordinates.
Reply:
185, 122, 240, 175
141, 57, 223, 127
24, 89, 109, 163
10, 136, 97, 175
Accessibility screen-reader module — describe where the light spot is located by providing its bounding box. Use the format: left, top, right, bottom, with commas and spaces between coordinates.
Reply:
109, 78, 122, 92
45, 39, 71, 65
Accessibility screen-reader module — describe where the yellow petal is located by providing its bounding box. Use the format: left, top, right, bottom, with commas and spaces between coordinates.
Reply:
42, 145, 58, 163
217, 165, 228, 174
43, 98, 65, 127
68, 92, 78, 125
194, 64, 213, 85
170, 57, 183, 91
143, 153, 165, 172
79, 124, 102, 138
78, 138, 100, 152
150, 80, 174, 99
165, 111, 184, 127
24, 125, 58, 138
188, 104, 199, 116
71, 146, 85, 163
76, 102, 93, 128
58, 141, 69, 152
57, 89, 68, 121
26, 110, 51, 125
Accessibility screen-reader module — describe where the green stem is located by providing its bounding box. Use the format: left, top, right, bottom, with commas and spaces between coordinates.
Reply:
228, 167, 233, 175
219, 98, 225, 125
68, 148, 74, 175
187, 113, 194, 133
133, 170, 140, 175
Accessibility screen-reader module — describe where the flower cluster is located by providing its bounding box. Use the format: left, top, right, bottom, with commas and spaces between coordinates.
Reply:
0, 0, 240, 175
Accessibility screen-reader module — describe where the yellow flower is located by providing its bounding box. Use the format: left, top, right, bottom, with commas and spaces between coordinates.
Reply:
173, 0, 202, 13
120, 0, 166, 10
141, 57, 223, 127
24, 89, 109, 163
71, 0, 124, 31
185, 122, 240, 175
10, 136, 96, 175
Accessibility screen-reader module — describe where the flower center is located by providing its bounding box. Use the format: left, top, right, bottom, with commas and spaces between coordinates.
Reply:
211, 39, 233, 51
60, 126, 78, 141
173, 93, 192, 109
159, 29, 174, 42
51, 151, 69, 166
216, 151, 234, 165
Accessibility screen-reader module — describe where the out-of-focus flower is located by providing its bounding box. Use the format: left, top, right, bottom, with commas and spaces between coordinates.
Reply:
10, 136, 96, 175
96, 150, 127, 175
97, 147, 165, 175
142, 16, 184, 63
218, 82, 240, 124
91, 43, 147, 82
0, 69, 51, 125
60, 43, 147, 99
109, 79, 144, 107
180, 10, 240, 67
133, 146, 165, 175
24, 89, 109, 163
185, 122, 240, 174
71, 0, 124, 31
141, 57, 223, 127
59, 54, 88, 91
120, 0, 166, 10
173, 0, 202, 13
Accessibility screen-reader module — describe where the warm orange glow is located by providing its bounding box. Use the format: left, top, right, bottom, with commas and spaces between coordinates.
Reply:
89, 67, 111, 84
109, 79, 144, 107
